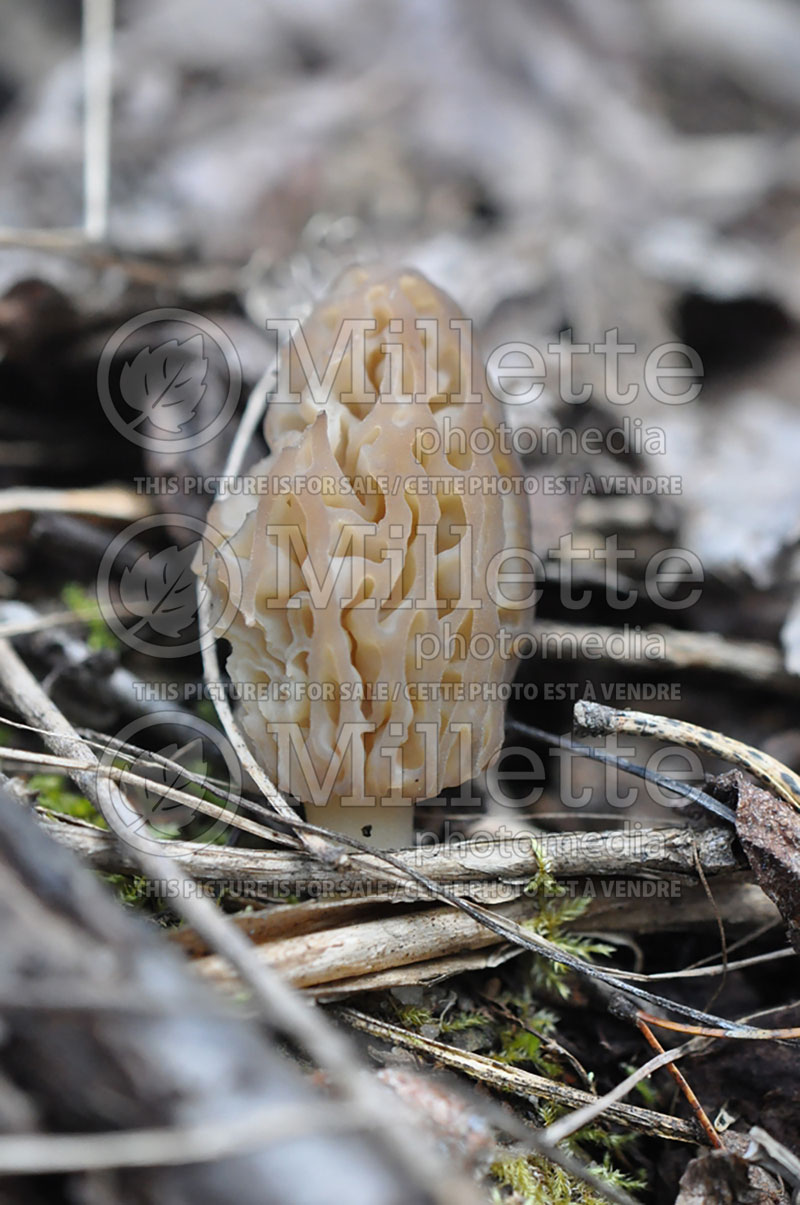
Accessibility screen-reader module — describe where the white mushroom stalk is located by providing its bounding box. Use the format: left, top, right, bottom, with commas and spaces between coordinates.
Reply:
199, 267, 533, 848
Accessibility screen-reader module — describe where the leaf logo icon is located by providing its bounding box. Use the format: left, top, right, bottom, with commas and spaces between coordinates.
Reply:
119, 542, 201, 639
131, 739, 207, 835
119, 334, 208, 434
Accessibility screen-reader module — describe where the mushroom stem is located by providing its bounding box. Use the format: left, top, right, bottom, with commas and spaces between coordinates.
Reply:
303, 796, 415, 850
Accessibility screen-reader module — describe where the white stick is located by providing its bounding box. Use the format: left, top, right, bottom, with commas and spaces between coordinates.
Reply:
82, 0, 115, 242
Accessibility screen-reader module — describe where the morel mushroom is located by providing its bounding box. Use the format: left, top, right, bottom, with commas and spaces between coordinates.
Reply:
201, 267, 533, 848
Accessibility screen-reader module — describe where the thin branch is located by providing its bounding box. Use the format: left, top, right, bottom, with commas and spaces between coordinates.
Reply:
0, 715, 299, 848
82, 0, 115, 242
0, 228, 90, 249
635, 1016, 721, 1149
337, 1007, 701, 1145
0, 638, 465, 1205
539, 1043, 696, 1147
0, 744, 284, 845
621, 947, 793, 983
195, 357, 319, 844
0, 1103, 361, 1174
0, 485, 148, 521
339, 1011, 645, 1205
574, 701, 800, 813
34, 809, 742, 894
509, 719, 736, 824
692, 840, 728, 1009
529, 619, 794, 690
4, 651, 781, 1036
635, 1011, 800, 1041
682, 918, 783, 970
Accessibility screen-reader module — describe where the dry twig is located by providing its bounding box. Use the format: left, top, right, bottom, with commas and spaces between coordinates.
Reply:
574, 701, 800, 813
337, 1008, 703, 1145
0, 637, 470, 1205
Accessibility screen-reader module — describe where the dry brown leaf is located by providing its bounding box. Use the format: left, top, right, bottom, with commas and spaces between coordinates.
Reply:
735, 771, 800, 956
675, 1147, 787, 1205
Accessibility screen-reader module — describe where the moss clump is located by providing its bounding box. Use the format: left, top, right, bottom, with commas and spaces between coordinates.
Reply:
390, 1003, 436, 1029
101, 873, 154, 909
491, 1149, 644, 1204
487, 842, 645, 1201
494, 1005, 563, 1080
29, 773, 107, 827
523, 839, 614, 1000
390, 1000, 490, 1036
440, 1010, 488, 1035
62, 583, 118, 651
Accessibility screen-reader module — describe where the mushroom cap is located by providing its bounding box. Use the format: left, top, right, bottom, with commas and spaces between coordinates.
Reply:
202, 266, 533, 815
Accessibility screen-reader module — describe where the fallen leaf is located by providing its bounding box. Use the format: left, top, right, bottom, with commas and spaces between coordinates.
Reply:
735, 772, 800, 957
675, 1146, 787, 1205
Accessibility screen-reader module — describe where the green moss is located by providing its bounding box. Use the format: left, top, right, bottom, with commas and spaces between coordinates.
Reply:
484, 846, 645, 1200
101, 873, 154, 909
491, 1147, 645, 1204
487, 1000, 646, 1200
391, 1003, 436, 1029
495, 1025, 562, 1080
194, 699, 221, 726
61, 583, 118, 651
390, 1002, 490, 1035
621, 1063, 659, 1108
523, 839, 614, 1000
491, 1153, 569, 1203
374, 839, 646, 1203
29, 773, 107, 827
439, 1010, 488, 1035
